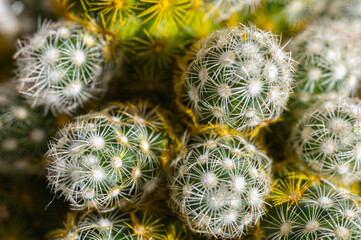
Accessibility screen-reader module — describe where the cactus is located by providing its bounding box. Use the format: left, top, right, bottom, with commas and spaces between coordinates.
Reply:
290, 19, 360, 106
169, 128, 272, 238
178, 25, 294, 132
291, 98, 361, 185
46, 102, 173, 211
203, 0, 261, 21
0, 82, 55, 174
14, 20, 113, 115
261, 171, 361, 240
48, 208, 196, 240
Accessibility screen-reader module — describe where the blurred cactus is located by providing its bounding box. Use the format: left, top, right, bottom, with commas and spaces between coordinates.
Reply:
262, 171, 361, 240
178, 25, 294, 132
0, 81, 55, 174
46, 102, 173, 211
14, 20, 114, 115
290, 19, 360, 106
169, 128, 272, 238
291, 98, 361, 185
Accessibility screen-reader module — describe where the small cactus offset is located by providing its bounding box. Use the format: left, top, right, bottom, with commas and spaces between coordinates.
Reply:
179, 24, 294, 132
291, 98, 361, 185
169, 128, 272, 238
0, 82, 55, 174
14, 20, 113, 115
46, 102, 173, 211
261, 172, 361, 240
290, 19, 361, 105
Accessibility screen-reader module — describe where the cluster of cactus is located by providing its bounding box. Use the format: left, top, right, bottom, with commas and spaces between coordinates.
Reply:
46, 102, 172, 211
0, 81, 55, 174
179, 25, 294, 132
261, 171, 361, 240
15, 20, 113, 115
169, 129, 272, 238
3, 0, 361, 239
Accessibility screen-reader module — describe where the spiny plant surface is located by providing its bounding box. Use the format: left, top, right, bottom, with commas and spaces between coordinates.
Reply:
0, 82, 55, 174
46, 102, 172, 211
169, 128, 272, 238
15, 20, 113, 115
291, 98, 361, 185
179, 24, 294, 132
262, 172, 361, 240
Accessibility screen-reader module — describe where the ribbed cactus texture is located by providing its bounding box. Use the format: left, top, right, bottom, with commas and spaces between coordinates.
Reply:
49, 209, 194, 240
180, 25, 294, 132
291, 19, 360, 105
0, 82, 54, 174
291, 98, 361, 184
169, 129, 272, 238
46, 102, 171, 211
15, 20, 112, 115
262, 172, 361, 240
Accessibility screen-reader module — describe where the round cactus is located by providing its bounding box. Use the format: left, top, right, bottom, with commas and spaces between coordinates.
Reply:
262, 172, 361, 240
169, 129, 272, 238
291, 98, 361, 184
46, 102, 172, 211
48, 208, 196, 240
0, 82, 55, 174
290, 19, 360, 105
179, 25, 294, 132
15, 20, 113, 115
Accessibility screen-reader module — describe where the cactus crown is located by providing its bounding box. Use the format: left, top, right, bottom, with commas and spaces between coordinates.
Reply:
262, 172, 361, 240
15, 20, 112, 115
180, 24, 294, 132
169, 129, 272, 238
46, 102, 171, 211
291, 98, 361, 185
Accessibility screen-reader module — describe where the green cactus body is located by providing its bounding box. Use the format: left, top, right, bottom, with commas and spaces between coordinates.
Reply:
0, 82, 55, 174
15, 20, 113, 115
262, 172, 361, 240
291, 98, 361, 185
180, 25, 294, 132
46, 102, 172, 211
169, 129, 272, 238
290, 19, 360, 106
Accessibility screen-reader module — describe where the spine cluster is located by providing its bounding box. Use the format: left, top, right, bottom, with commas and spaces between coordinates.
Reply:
169, 129, 272, 238
180, 25, 294, 132
46, 102, 171, 211
15, 20, 113, 115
